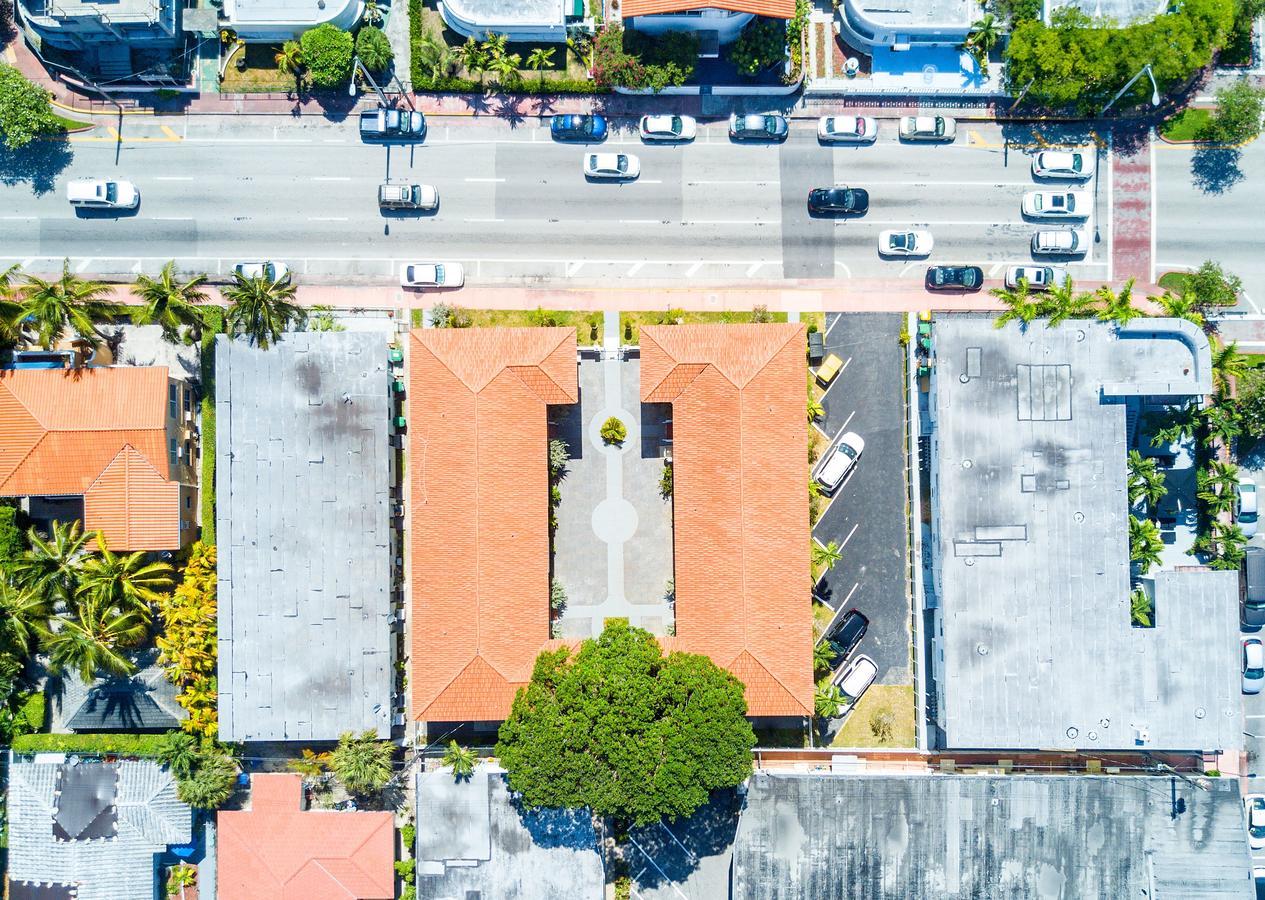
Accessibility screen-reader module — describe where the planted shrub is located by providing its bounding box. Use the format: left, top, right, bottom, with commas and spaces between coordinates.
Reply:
356, 26, 394, 74
300, 24, 354, 88
600, 416, 627, 444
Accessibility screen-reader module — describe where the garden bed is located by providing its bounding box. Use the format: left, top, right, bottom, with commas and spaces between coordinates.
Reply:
619, 309, 788, 345
408, 307, 604, 344
218, 43, 298, 93
830, 683, 916, 747
1158, 107, 1213, 142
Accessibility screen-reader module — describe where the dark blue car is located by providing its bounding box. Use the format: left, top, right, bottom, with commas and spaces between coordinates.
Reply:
550, 114, 607, 142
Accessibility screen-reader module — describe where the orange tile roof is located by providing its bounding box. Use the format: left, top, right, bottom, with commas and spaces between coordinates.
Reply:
0, 367, 181, 550
217, 774, 394, 900
409, 328, 579, 722
621, 0, 794, 18
641, 324, 812, 717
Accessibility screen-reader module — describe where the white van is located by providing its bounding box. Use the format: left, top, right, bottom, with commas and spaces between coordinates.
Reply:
832, 654, 877, 704
66, 179, 139, 210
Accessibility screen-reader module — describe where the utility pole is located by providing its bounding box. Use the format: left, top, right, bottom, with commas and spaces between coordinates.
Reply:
1100, 63, 1161, 116
348, 56, 389, 106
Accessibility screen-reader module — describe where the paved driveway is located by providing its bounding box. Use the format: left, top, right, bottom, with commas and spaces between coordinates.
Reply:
812, 313, 911, 686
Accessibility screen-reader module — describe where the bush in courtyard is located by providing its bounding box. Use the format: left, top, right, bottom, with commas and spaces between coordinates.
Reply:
300, 24, 354, 88
600, 417, 627, 445
356, 26, 394, 74
727, 18, 787, 78
0, 503, 28, 567
332, 729, 395, 795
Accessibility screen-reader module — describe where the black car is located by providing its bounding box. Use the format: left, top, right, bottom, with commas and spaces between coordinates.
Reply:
823, 609, 869, 664
925, 265, 984, 291
550, 114, 608, 142
808, 186, 869, 215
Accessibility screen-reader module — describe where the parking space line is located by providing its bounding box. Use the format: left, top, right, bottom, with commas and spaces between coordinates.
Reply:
659, 822, 697, 864
627, 834, 688, 900
811, 420, 831, 441
824, 313, 844, 340
817, 358, 851, 403
842, 581, 860, 607
839, 522, 860, 550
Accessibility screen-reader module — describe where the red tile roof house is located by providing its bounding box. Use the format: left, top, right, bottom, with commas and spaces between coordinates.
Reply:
0, 367, 199, 550
217, 774, 395, 900
409, 323, 811, 729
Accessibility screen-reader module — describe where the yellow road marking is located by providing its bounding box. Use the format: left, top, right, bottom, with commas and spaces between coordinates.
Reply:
160, 125, 182, 141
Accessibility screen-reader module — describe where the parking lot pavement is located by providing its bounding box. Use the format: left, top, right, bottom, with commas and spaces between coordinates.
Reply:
813, 312, 911, 686
629, 790, 741, 900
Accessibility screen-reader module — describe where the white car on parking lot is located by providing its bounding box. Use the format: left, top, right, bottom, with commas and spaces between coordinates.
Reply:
879, 230, 933, 257
1238, 475, 1259, 537
898, 115, 956, 142
1004, 265, 1069, 291
1245, 638, 1264, 694
234, 261, 291, 284
1022, 190, 1090, 219
814, 431, 864, 495
638, 115, 696, 142
1031, 149, 1096, 179
833, 654, 877, 705
1246, 794, 1265, 850
817, 115, 878, 143
400, 262, 464, 288
1031, 228, 1089, 256
584, 152, 640, 180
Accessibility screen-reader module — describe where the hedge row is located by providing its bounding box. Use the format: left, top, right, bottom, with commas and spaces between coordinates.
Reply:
12, 732, 170, 757
412, 74, 608, 95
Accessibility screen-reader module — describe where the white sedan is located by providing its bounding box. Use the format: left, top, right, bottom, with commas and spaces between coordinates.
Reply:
1031, 149, 1096, 179
1246, 794, 1265, 851
584, 152, 640, 180
814, 431, 864, 495
898, 115, 956, 142
817, 115, 878, 143
879, 230, 933, 257
638, 114, 696, 142
1245, 638, 1264, 694
1004, 265, 1068, 291
400, 262, 464, 289
1022, 190, 1090, 219
233, 261, 291, 284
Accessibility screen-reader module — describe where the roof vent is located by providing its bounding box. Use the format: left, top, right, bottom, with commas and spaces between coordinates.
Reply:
962, 458, 973, 469
1099, 718, 1110, 728
1194, 707, 1206, 719
1075, 329, 1086, 342
1073, 511, 1085, 523
976, 643, 989, 655
1066, 726, 1079, 740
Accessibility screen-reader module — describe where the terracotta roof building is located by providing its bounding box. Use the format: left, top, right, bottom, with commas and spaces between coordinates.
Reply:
0, 367, 198, 550
217, 774, 394, 900
409, 323, 812, 723
640, 324, 812, 717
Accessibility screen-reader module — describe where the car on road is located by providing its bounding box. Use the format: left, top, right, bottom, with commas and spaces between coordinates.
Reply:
1004, 265, 1069, 291
823, 609, 869, 664
1244, 547, 1265, 629
898, 115, 956, 142
66, 179, 139, 210
638, 114, 696, 142
925, 265, 983, 291
1031, 149, 1095, 179
879, 230, 933, 257
233, 261, 290, 284
728, 113, 789, 142
551, 114, 608, 142
817, 115, 878, 143
378, 183, 439, 211
814, 431, 864, 495
359, 105, 426, 141
1238, 475, 1259, 538
1246, 794, 1265, 851
1022, 190, 1090, 219
1031, 228, 1088, 256
807, 185, 869, 215
833, 654, 877, 704
400, 262, 464, 288
584, 153, 640, 180
1245, 638, 1265, 694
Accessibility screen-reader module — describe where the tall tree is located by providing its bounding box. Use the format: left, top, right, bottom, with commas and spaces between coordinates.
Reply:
332, 730, 395, 795
526, 47, 556, 85
224, 272, 304, 350
814, 684, 846, 719
43, 602, 147, 682
13, 259, 118, 350
0, 577, 53, 656
1197, 459, 1240, 514
0, 262, 22, 344
1127, 449, 1167, 512
1210, 337, 1248, 394
442, 740, 478, 781
991, 279, 1042, 328
76, 537, 174, 615
456, 38, 489, 84
0, 63, 62, 151
813, 639, 838, 675
274, 40, 306, 92
1044, 277, 1096, 326
1095, 279, 1145, 324
1153, 286, 1204, 327
1128, 514, 1163, 575
812, 540, 842, 573
132, 261, 209, 344
13, 520, 92, 604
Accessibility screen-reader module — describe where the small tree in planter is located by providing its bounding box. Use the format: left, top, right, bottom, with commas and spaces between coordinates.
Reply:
355, 26, 394, 75
600, 417, 627, 445
299, 24, 353, 88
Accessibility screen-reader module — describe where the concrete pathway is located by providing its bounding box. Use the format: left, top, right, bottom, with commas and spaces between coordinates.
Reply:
382, 0, 412, 93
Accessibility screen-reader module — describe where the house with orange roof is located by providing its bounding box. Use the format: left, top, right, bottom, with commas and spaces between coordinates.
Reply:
409, 322, 811, 728
0, 366, 198, 550
217, 773, 394, 900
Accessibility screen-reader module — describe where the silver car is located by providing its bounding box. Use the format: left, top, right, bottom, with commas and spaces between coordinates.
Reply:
1022, 190, 1090, 219
1031, 228, 1088, 256
638, 114, 697, 142
584, 152, 640, 180
1031, 149, 1095, 179
1004, 265, 1068, 291
817, 115, 878, 143
814, 431, 864, 495
234, 261, 291, 284
898, 115, 956, 142
1245, 639, 1265, 695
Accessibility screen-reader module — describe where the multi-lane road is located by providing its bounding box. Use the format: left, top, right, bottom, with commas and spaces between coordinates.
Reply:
0, 115, 1115, 286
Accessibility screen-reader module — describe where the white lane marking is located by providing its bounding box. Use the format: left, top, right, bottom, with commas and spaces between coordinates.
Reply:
686, 262, 704, 277
1243, 291, 1262, 314
463, 217, 505, 223
626, 835, 688, 900
836, 180, 1036, 187
307, 216, 349, 221
565, 261, 584, 277
824, 313, 843, 340
638, 179, 664, 184
180, 138, 315, 144
838, 409, 857, 433
988, 262, 1005, 275
865, 219, 1029, 226
0, 216, 35, 220
620, 219, 660, 225
75, 258, 92, 272
627, 262, 643, 276
312, 176, 351, 181
746, 261, 764, 277
658, 821, 698, 864
688, 180, 774, 185
1148, 129, 1157, 284
687, 219, 766, 226
152, 217, 194, 221
835, 262, 853, 277
464, 177, 506, 183
841, 581, 860, 607
839, 522, 860, 550
154, 176, 194, 181
322, 139, 347, 144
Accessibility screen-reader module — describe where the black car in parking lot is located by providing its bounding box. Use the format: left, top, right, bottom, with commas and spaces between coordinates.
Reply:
925, 265, 984, 291
822, 609, 869, 664
808, 186, 869, 215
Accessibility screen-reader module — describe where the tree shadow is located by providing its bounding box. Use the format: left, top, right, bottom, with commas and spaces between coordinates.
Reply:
509, 792, 601, 851
1190, 145, 1245, 195
0, 137, 75, 195
627, 789, 742, 890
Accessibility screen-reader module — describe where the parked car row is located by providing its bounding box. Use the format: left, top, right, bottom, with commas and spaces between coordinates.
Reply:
547, 113, 962, 145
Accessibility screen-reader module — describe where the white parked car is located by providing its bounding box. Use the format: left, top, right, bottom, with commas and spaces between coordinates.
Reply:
1237, 475, 1259, 538
66, 179, 139, 210
584, 152, 640, 180
1022, 190, 1090, 219
1031, 149, 1096, 179
1031, 228, 1089, 256
879, 230, 933, 257
833, 654, 877, 704
400, 262, 464, 288
898, 115, 956, 142
638, 114, 696, 142
1244, 639, 1265, 695
817, 115, 878, 143
1246, 794, 1265, 850
814, 431, 864, 495
1004, 265, 1069, 291
233, 261, 291, 284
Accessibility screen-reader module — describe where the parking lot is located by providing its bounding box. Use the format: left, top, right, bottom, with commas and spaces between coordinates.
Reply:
812, 313, 912, 690
628, 789, 741, 900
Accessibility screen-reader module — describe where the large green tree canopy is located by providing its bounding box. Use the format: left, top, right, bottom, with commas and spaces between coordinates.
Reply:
496, 621, 756, 825
0, 64, 61, 151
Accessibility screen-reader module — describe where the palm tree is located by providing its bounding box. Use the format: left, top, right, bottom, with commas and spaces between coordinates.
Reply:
331, 730, 394, 795
288, 748, 333, 777
14, 520, 92, 604
274, 40, 305, 91
991, 280, 1042, 329
1095, 279, 1145, 324
526, 46, 555, 85
133, 261, 209, 345
44, 602, 148, 682
1044, 277, 1096, 326
442, 740, 478, 780
76, 538, 174, 616
812, 540, 842, 574
13, 259, 118, 350
1154, 287, 1204, 327
490, 51, 522, 88
1127, 450, 1167, 512
1203, 402, 1241, 446
176, 751, 238, 809
481, 32, 509, 62
1130, 588, 1154, 627
1128, 514, 1163, 575
224, 272, 303, 350
814, 684, 846, 719
415, 37, 450, 82
157, 730, 201, 778
1211, 337, 1248, 394
456, 38, 488, 84
812, 639, 838, 675
1148, 402, 1201, 447
0, 262, 23, 344
966, 13, 1000, 53
807, 394, 824, 423
1208, 522, 1248, 570
1197, 460, 1239, 514
0, 577, 53, 655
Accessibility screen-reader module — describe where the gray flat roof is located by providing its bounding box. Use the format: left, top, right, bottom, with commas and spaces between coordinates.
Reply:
443, 0, 564, 27
732, 773, 1253, 900
215, 332, 392, 742
1050, 0, 1167, 26
415, 770, 604, 900
929, 316, 1239, 752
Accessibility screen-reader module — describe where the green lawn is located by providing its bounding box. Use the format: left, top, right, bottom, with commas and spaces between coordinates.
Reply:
812, 598, 834, 637
1159, 108, 1213, 142
219, 43, 295, 93
53, 113, 92, 131
802, 311, 826, 334
830, 683, 916, 748
619, 310, 790, 345
1157, 271, 1191, 292
406, 308, 604, 345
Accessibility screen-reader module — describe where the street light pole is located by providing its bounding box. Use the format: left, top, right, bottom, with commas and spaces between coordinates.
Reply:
348, 56, 390, 106
1100, 63, 1161, 116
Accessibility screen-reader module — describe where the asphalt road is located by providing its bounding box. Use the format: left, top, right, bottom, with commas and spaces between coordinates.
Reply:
0, 116, 1112, 286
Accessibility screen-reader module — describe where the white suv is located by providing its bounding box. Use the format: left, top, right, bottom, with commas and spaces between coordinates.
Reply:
1031, 228, 1088, 256
67, 179, 139, 209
